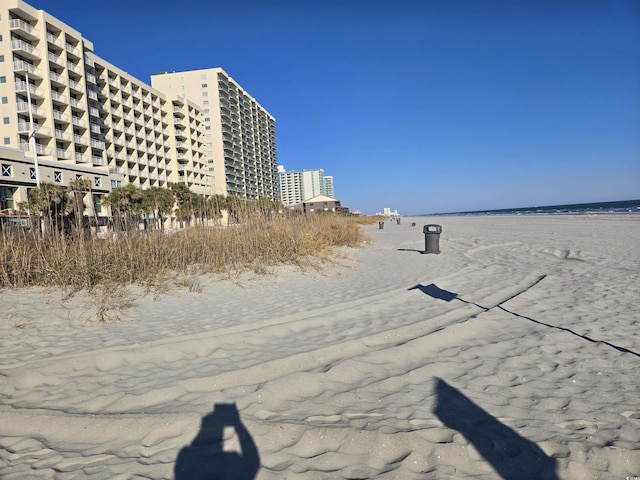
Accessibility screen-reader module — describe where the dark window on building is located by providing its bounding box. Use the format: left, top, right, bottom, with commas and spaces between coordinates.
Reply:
53, 171, 62, 183
1, 164, 11, 176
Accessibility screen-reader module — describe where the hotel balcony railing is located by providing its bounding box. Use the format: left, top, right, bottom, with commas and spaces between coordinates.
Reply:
66, 62, 82, 75
66, 44, 82, 57
92, 156, 106, 166
71, 117, 87, 127
86, 73, 97, 84
56, 148, 67, 158
11, 39, 40, 59
10, 18, 35, 36
55, 129, 71, 141
109, 167, 125, 176
13, 60, 41, 77
69, 98, 85, 109
35, 144, 51, 156
47, 32, 64, 48
51, 91, 68, 104
33, 126, 52, 138
84, 56, 95, 68
17, 122, 31, 132
53, 111, 70, 123
68, 79, 82, 91
91, 139, 105, 149
75, 153, 89, 163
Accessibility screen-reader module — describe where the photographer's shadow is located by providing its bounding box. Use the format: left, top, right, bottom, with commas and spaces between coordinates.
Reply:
175, 403, 260, 480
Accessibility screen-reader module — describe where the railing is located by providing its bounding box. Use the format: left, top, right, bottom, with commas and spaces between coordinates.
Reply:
10, 18, 34, 34
11, 39, 38, 56
13, 60, 40, 76
92, 156, 106, 166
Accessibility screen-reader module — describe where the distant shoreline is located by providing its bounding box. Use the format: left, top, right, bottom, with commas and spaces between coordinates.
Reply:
416, 198, 640, 217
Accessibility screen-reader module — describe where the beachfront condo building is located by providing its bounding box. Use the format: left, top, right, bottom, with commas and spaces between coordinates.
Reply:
0, 1, 277, 218
278, 166, 336, 208
151, 69, 279, 202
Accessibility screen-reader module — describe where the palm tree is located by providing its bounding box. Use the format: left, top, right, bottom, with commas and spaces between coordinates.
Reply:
142, 187, 175, 231
68, 178, 92, 237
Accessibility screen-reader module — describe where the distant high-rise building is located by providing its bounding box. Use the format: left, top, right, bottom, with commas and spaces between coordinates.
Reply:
323, 175, 334, 199
278, 167, 335, 207
151, 68, 279, 201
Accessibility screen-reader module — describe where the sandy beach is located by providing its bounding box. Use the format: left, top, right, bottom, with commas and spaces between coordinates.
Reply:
1, 215, 639, 479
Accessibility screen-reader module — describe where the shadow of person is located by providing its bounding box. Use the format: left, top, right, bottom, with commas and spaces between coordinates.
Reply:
434, 378, 558, 480
175, 403, 260, 480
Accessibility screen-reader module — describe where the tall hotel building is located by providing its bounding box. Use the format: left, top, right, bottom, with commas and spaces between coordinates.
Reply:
151, 69, 278, 201
0, 0, 277, 216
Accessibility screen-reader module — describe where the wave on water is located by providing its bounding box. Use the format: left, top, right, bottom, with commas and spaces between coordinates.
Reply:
424, 199, 640, 217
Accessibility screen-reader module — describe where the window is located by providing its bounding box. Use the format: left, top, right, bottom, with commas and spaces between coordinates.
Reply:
3, 117, 9, 124
29, 167, 36, 180
201, 83, 207, 88
0, 55, 4, 62
202, 92, 208, 97
3, 137, 9, 145
0, 76, 6, 83
205, 126, 211, 130
203, 101, 209, 106
94, 176, 101, 187
53, 171, 62, 183
1, 164, 11, 177
200, 74, 206, 80
204, 117, 210, 122
76, 174, 83, 180
203, 109, 209, 114
1, 97, 7, 104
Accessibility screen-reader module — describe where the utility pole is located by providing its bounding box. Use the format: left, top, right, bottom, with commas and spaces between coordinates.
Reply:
25, 73, 40, 188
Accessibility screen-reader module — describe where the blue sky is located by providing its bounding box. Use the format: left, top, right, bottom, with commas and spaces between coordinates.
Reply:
27, 0, 640, 214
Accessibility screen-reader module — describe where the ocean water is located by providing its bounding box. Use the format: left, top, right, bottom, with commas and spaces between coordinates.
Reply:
427, 199, 640, 217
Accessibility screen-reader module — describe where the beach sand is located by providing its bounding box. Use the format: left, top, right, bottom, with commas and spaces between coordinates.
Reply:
1, 215, 639, 479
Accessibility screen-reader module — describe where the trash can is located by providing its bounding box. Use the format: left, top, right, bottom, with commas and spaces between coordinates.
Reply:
396, 218, 401, 225
422, 224, 441, 254
411, 222, 416, 227
379, 221, 384, 230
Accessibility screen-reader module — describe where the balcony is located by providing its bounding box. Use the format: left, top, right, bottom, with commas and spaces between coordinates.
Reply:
69, 98, 85, 110
66, 43, 82, 58
55, 129, 71, 141
91, 139, 105, 149
68, 78, 83, 92
75, 152, 89, 163
67, 62, 82, 75
92, 156, 106, 166
56, 148, 68, 159
51, 91, 68, 104
109, 167, 125, 176
11, 39, 40, 60
47, 32, 64, 49
10, 18, 37, 40
14, 81, 44, 98
53, 111, 70, 123
13, 60, 41, 78
71, 116, 87, 128
35, 144, 51, 156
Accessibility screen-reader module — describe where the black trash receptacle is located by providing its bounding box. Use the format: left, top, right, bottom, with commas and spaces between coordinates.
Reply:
422, 224, 442, 254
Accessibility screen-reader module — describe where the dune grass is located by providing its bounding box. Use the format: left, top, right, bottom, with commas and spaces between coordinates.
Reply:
0, 215, 372, 292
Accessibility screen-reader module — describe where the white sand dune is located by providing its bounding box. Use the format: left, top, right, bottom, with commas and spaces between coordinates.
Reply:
1, 215, 639, 479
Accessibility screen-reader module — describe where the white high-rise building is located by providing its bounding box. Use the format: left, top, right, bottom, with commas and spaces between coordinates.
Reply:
278, 167, 335, 207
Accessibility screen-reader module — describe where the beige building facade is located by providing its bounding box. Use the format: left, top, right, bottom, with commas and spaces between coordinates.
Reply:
151, 68, 279, 202
0, 0, 248, 216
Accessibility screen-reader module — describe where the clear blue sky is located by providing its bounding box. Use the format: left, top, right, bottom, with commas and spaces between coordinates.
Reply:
28, 0, 640, 214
